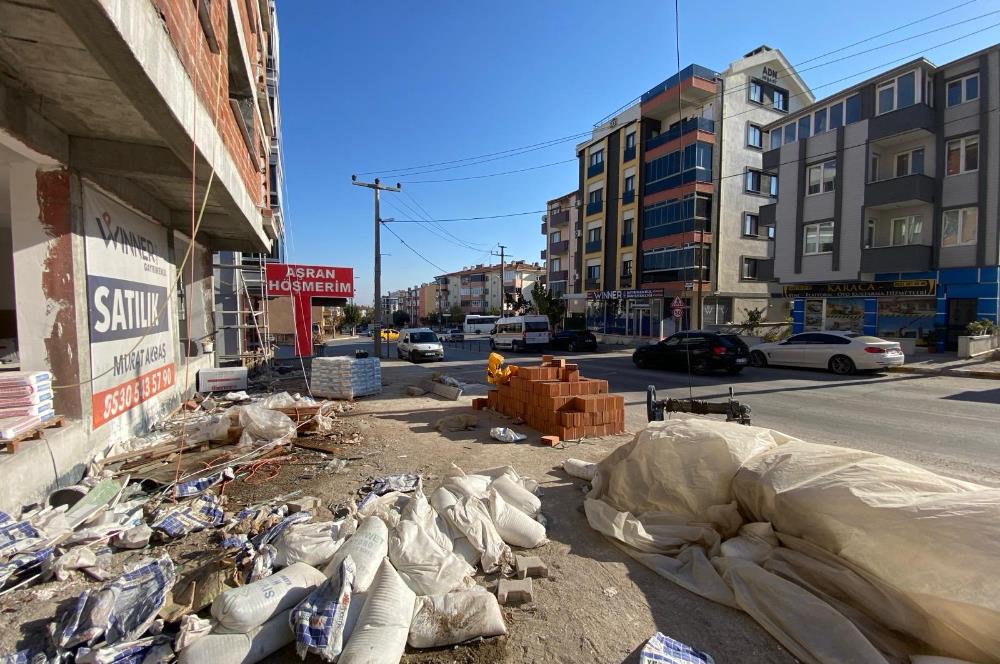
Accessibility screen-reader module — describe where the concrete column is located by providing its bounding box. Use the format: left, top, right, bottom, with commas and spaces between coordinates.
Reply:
9, 164, 85, 419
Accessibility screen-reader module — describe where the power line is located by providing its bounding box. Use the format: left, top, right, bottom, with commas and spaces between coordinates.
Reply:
382, 198, 493, 254
401, 190, 494, 249
380, 220, 450, 274
400, 157, 578, 184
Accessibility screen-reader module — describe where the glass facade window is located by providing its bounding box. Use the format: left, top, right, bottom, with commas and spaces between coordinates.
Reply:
642, 246, 709, 281
845, 94, 862, 123
626, 132, 636, 149
803, 221, 835, 254
749, 80, 763, 103
748, 124, 763, 148
773, 88, 788, 111
743, 213, 759, 237
890, 216, 923, 246
797, 115, 811, 140
814, 108, 827, 134
946, 136, 978, 175
806, 160, 836, 195
897, 71, 915, 108
770, 130, 782, 150
644, 142, 712, 194
894, 148, 924, 177
829, 101, 844, 129
590, 150, 604, 167
942, 208, 978, 247
947, 73, 979, 107
642, 194, 712, 239
877, 81, 895, 114
783, 123, 796, 145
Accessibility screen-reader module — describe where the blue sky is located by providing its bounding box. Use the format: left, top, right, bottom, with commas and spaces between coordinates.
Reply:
277, 0, 1000, 305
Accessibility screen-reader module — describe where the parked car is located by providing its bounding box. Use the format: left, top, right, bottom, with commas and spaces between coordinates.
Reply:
489, 315, 550, 351
396, 328, 444, 362
749, 332, 904, 375
378, 328, 400, 341
549, 329, 597, 352
632, 331, 750, 375
441, 328, 465, 342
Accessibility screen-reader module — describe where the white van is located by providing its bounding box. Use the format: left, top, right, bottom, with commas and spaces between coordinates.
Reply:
489, 315, 550, 352
397, 328, 444, 362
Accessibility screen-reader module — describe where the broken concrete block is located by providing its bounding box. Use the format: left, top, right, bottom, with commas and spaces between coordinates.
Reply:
114, 524, 153, 550
405, 386, 427, 396
515, 555, 548, 580
285, 496, 322, 514
497, 578, 533, 605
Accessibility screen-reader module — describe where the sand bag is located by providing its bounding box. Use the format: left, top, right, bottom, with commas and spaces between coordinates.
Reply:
487, 489, 547, 548
562, 458, 597, 481
178, 609, 293, 664
408, 590, 507, 648
399, 488, 452, 554
291, 556, 356, 661
438, 493, 512, 573
323, 517, 388, 591
338, 559, 416, 664
428, 488, 488, 567
211, 562, 325, 633
490, 475, 541, 516
389, 520, 475, 596
274, 520, 352, 568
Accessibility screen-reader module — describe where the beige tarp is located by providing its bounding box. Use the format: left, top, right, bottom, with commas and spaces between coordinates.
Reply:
585, 418, 1000, 664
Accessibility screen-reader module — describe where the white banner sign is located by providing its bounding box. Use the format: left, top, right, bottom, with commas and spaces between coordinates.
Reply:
83, 186, 175, 431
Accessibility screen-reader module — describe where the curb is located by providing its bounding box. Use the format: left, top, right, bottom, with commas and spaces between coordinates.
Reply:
888, 366, 1000, 380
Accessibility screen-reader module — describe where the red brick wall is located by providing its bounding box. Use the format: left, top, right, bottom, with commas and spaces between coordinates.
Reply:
150, 0, 269, 210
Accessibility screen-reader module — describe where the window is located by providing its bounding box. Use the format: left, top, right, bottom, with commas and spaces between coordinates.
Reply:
869, 153, 880, 182
865, 219, 875, 248
622, 259, 633, 277
946, 136, 978, 175
623, 217, 634, 236
890, 216, 923, 246
894, 148, 924, 177
550, 231, 561, 243
741, 257, 760, 280
770, 130, 782, 150
877, 81, 895, 115
743, 213, 759, 237
947, 73, 979, 107
877, 70, 916, 115
783, 123, 796, 145
587, 226, 601, 243
625, 133, 636, 150
624, 174, 635, 192
797, 115, 811, 140
749, 80, 763, 104
745, 169, 761, 193
589, 188, 603, 204
845, 94, 862, 124
803, 221, 835, 254
746, 170, 776, 196
773, 88, 788, 111
814, 108, 827, 134
586, 264, 600, 281
806, 160, 836, 195
747, 123, 763, 148
550, 257, 561, 272
829, 101, 844, 129
770, 175, 778, 198
942, 208, 978, 247
589, 150, 604, 167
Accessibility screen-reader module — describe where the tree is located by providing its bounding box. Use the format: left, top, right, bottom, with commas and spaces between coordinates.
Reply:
529, 281, 566, 329
449, 305, 465, 324
487, 306, 501, 316
504, 290, 531, 315
738, 307, 766, 336
341, 303, 362, 335
392, 309, 411, 327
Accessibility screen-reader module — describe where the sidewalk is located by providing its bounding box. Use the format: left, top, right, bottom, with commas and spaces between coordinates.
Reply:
889, 353, 1000, 379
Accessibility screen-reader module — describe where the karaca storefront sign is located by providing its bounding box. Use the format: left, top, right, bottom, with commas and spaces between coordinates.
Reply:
783, 279, 937, 298
587, 288, 665, 301
265, 263, 354, 357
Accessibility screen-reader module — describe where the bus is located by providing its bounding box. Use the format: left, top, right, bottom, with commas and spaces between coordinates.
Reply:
463, 314, 499, 335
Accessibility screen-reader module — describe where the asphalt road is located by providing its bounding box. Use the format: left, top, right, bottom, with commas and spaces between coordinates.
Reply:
326, 336, 1000, 486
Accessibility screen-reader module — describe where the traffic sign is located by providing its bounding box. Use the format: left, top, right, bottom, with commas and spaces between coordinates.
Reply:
670, 296, 684, 319
672, 307, 683, 319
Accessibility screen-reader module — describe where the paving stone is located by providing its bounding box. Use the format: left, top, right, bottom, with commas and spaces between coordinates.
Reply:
497, 578, 534, 604
515, 555, 548, 579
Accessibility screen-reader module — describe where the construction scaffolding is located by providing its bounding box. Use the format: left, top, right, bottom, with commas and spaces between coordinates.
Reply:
214, 251, 274, 369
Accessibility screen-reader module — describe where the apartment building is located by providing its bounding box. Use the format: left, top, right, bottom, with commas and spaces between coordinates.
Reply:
418, 282, 439, 322
434, 262, 545, 316
569, 46, 811, 337
541, 191, 581, 297
762, 44, 999, 352
0, 0, 278, 510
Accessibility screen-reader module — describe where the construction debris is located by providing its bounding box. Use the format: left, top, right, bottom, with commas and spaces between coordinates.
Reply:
490, 427, 527, 443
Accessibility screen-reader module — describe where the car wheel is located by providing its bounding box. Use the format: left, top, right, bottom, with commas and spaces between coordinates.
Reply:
829, 355, 856, 375
750, 351, 767, 368
567, 341, 576, 352
409, 350, 418, 363
634, 355, 649, 369
691, 358, 711, 375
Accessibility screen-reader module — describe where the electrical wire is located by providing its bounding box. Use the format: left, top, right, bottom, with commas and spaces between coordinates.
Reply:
400, 157, 578, 184
380, 221, 451, 274
402, 190, 495, 249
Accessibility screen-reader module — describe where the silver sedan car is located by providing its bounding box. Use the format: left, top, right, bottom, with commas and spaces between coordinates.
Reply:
749, 331, 905, 375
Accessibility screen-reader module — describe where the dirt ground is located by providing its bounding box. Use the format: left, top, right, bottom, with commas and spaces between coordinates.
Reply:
0, 358, 797, 664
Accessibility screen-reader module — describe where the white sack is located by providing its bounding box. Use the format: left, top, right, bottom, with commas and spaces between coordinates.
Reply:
408, 590, 507, 648
442, 473, 492, 500
178, 609, 293, 664
437, 492, 512, 574
323, 517, 388, 591
389, 520, 475, 596
274, 520, 351, 568
487, 490, 547, 548
429, 487, 491, 567
399, 489, 452, 553
291, 556, 356, 662
338, 559, 416, 664
357, 491, 409, 529
490, 475, 541, 516
175, 615, 214, 651
211, 562, 325, 633
562, 458, 597, 481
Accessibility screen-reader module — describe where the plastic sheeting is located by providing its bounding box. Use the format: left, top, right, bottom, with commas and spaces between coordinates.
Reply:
585, 418, 1000, 664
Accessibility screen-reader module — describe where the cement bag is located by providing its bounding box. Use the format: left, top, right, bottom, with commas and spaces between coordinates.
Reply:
733, 440, 1000, 663
323, 516, 388, 590
211, 562, 325, 633
562, 458, 597, 481
356, 491, 408, 529
338, 559, 416, 664
273, 520, 352, 568
428, 487, 484, 567
490, 475, 541, 516
400, 489, 452, 553
590, 419, 789, 537
291, 556, 356, 661
389, 520, 475, 596
408, 590, 507, 648
487, 489, 547, 548
178, 609, 293, 664
442, 472, 492, 500
437, 491, 512, 573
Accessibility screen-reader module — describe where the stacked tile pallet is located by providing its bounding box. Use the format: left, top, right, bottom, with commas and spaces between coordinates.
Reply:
484, 358, 625, 440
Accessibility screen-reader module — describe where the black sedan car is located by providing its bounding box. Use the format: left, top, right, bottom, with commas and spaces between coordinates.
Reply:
549, 329, 598, 352
632, 331, 750, 375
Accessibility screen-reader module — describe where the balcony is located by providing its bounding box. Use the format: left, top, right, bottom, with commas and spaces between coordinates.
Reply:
619, 274, 633, 288
622, 189, 635, 205
640, 65, 718, 121
550, 270, 569, 283
623, 145, 636, 162
540, 221, 547, 234
550, 239, 570, 254
585, 239, 602, 254
586, 200, 603, 216
868, 103, 936, 141
860, 245, 933, 273
762, 148, 781, 172
621, 232, 634, 247
645, 116, 715, 151
585, 278, 601, 290
587, 161, 605, 178
759, 203, 776, 227
540, 249, 546, 260
865, 174, 935, 208
549, 209, 570, 227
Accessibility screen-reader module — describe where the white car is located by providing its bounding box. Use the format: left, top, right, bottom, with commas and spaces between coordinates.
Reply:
749, 332, 904, 375
396, 328, 444, 362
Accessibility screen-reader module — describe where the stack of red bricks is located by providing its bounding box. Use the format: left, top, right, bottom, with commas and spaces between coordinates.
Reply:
477, 356, 625, 440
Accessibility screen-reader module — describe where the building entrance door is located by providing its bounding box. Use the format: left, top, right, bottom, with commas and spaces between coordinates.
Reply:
945, 298, 977, 351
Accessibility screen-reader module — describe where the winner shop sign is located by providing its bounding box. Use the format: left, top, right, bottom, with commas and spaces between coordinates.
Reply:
266, 263, 354, 357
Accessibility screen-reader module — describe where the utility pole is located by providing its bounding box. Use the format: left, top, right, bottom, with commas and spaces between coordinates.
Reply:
492, 243, 507, 313
352, 175, 400, 358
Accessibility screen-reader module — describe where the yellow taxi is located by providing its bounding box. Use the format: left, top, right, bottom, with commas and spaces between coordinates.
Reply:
379, 328, 400, 341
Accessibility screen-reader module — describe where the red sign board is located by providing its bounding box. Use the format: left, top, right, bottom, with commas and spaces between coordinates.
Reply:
265, 263, 355, 357
265, 264, 354, 297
